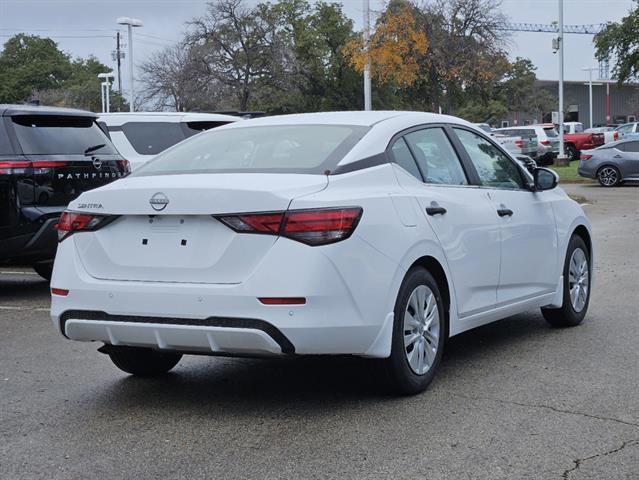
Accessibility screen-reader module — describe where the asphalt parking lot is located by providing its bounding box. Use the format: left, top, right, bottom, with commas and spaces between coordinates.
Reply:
1, 183, 638, 480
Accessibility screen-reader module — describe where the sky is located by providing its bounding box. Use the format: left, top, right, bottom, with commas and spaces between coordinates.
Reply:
0, 0, 635, 94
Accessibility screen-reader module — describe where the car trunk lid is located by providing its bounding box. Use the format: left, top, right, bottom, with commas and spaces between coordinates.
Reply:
71, 173, 328, 284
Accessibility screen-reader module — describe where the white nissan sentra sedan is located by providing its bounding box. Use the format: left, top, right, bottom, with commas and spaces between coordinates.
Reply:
50, 111, 592, 394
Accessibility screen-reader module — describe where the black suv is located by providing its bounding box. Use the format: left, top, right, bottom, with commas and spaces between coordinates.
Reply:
0, 105, 129, 279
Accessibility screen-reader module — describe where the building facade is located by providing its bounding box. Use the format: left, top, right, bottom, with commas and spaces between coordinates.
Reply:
500, 80, 638, 128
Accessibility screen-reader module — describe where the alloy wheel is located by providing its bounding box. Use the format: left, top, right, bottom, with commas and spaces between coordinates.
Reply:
568, 247, 589, 313
598, 167, 618, 186
403, 285, 440, 375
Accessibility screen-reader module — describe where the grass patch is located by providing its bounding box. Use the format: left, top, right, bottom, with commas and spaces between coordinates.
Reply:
548, 160, 593, 184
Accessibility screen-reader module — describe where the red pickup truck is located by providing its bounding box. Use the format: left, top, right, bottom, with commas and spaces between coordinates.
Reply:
562, 122, 605, 160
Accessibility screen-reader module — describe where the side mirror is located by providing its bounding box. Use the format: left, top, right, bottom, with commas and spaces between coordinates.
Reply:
533, 167, 558, 191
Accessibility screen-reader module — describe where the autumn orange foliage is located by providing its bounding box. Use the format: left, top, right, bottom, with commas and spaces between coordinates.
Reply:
343, 7, 428, 87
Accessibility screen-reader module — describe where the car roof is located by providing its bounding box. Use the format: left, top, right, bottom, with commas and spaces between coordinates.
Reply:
99, 112, 241, 126
0, 104, 97, 117
217, 110, 469, 128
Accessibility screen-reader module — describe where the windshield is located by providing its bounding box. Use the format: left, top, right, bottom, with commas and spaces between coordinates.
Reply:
544, 127, 558, 138
11, 115, 117, 155
133, 124, 369, 176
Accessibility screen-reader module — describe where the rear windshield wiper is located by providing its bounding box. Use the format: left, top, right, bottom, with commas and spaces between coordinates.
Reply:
84, 144, 106, 155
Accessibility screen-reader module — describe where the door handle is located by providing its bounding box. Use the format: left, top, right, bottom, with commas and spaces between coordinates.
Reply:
497, 208, 514, 217
426, 206, 447, 216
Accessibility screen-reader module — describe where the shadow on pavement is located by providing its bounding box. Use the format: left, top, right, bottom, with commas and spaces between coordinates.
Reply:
0, 273, 49, 302
89, 312, 553, 414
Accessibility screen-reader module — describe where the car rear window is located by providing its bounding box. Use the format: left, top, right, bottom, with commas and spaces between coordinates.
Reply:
184, 121, 233, 138
11, 115, 117, 155
133, 124, 369, 176
120, 122, 186, 155
544, 127, 558, 138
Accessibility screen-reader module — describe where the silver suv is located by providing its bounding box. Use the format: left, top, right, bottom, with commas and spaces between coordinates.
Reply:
495, 125, 560, 165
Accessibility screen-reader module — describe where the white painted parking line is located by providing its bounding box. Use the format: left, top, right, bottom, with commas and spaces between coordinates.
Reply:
0, 270, 38, 275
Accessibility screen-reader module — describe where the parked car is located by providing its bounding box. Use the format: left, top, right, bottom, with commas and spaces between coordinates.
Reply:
585, 126, 619, 144
614, 122, 639, 139
50, 111, 592, 395
561, 122, 605, 160
493, 132, 538, 159
0, 104, 129, 279
473, 123, 538, 159
494, 125, 558, 165
98, 112, 240, 170
578, 138, 639, 187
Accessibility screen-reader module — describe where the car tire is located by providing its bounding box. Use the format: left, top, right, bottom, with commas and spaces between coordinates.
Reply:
566, 144, 578, 161
107, 345, 182, 376
541, 235, 590, 327
597, 165, 621, 187
384, 267, 446, 395
33, 262, 53, 281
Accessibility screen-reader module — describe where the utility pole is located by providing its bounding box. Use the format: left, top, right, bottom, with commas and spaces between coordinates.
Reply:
363, 0, 372, 111
116, 32, 122, 93
557, 0, 566, 164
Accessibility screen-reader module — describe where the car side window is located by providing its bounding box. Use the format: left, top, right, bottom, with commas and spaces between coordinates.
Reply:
454, 128, 525, 190
404, 128, 468, 185
390, 138, 423, 180
623, 141, 639, 153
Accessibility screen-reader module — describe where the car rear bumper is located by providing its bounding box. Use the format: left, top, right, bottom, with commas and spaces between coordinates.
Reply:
0, 208, 61, 263
578, 162, 597, 179
50, 234, 400, 358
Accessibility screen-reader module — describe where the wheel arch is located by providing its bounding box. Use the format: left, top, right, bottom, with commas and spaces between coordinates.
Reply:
407, 255, 451, 339
572, 224, 592, 259
596, 163, 620, 176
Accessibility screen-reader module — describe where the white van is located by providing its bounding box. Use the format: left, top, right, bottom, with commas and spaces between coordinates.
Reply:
98, 112, 240, 170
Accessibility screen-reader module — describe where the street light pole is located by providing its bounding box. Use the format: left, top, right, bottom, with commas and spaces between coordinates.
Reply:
363, 0, 372, 111
98, 72, 114, 113
582, 67, 598, 129
117, 17, 143, 112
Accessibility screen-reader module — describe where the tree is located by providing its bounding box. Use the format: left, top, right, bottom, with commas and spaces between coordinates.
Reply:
0, 34, 127, 111
595, 1, 639, 83
0, 34, 71, 103
139, 43, 226, 111
343, 5, 429, 87
187, 0, 287, 111
271, 0, 362, 112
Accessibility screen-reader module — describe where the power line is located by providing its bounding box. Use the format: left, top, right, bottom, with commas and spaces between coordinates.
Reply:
500, 23, 607, 35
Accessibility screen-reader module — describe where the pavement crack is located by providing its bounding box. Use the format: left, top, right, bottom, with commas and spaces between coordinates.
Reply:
447, 392, 639, 428
561, 439, 639, 479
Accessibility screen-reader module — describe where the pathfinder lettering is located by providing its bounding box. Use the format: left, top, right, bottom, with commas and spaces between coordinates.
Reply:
57, 172, 122, 180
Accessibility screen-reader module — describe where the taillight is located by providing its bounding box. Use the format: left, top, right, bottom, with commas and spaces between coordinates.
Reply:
614, 132, 619, 141
55, 211, 114, 241
217, 207, 363, 246
0, 160, 68, 175
540, 140, 551, 146
515, 140, 524, 148
0, 161, 31, 175
580, 154, 593, 160
117, 159, 131, 173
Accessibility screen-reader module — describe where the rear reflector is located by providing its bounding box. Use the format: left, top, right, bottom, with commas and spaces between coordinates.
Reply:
55, 211, 115, 241
217, 207, 362, 246
258, 297, 306, 305
51, 288, 69, 296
